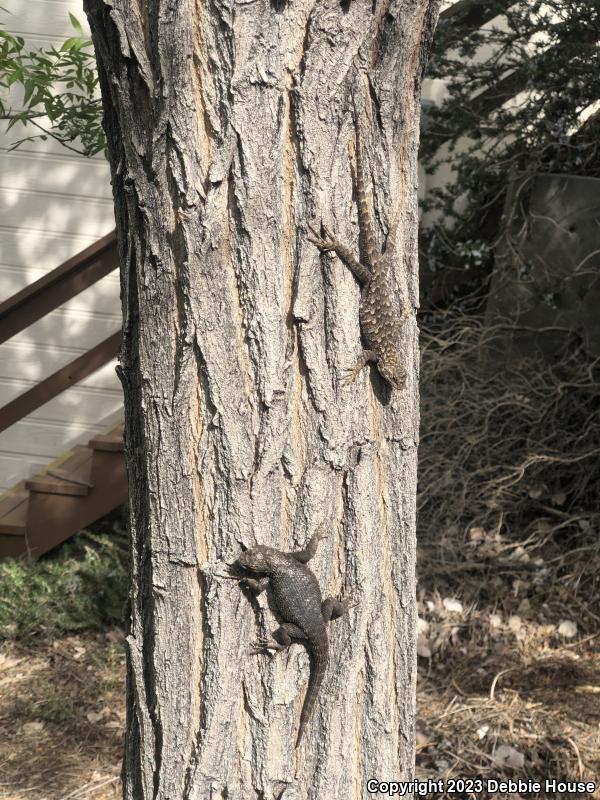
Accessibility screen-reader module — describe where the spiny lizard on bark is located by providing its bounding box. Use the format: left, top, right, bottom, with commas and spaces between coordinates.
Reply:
236, 524, 347, 747
308, 115, 411, 390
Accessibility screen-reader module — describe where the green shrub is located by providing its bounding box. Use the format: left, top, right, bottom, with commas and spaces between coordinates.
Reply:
0, 528, 128, 639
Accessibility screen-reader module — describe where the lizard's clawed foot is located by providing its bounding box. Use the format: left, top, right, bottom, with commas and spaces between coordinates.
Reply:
341, 350, 377, 386
313, 521, 327, 544
307, 223, 336, 252
342, 593, 360, 611
340, 366, 361, 385
249, 637, 280, 655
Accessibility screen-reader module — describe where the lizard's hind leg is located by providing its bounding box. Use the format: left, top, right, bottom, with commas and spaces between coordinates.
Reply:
250, 623, 306, 654
321, 597, 347, 623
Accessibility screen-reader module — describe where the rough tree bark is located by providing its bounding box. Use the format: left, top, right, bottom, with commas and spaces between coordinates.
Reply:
84, 0, 440, 797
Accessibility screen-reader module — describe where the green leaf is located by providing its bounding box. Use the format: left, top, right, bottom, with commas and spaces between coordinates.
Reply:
22, 78, 35, 105
0, 12, 105, 157
68, 12, 84, 36
60, 37, 79, 52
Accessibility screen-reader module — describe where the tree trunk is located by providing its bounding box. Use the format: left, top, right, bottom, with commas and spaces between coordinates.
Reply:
84, 1, 440, 797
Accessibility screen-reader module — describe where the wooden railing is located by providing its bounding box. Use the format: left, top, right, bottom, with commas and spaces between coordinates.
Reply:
0, 231, 120, 434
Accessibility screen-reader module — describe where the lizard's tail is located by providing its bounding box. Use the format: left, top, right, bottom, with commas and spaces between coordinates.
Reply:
353, 114, 379, 269
296, 640, 328, 748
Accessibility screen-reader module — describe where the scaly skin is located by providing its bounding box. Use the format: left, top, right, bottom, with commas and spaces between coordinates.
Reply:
308, 116, 411, 390
236, 524, 347, 747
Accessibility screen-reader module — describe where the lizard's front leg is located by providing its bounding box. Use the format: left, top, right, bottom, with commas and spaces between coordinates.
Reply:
292, 522, 326, 564
241, 576, 270, 594
342, 349, 378, 384
307, 223, 371, 286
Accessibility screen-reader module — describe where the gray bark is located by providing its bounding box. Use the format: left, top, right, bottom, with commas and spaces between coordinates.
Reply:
84, 1, 440, 797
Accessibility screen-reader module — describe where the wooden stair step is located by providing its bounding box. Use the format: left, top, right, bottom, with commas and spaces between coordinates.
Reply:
0, 484, 28, 516
46, 445, 95, 487
46, 468, 94, 488
0, 419, 126, 559
24, 445, 95, 497
59, 444, 94, 463
89, 427, 124, 452
27, 447, 127, 558
0, 489, 29, 536
26, 476, 89, 497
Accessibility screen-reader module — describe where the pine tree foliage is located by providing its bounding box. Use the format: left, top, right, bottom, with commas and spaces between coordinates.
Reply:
422, 0, 600, 276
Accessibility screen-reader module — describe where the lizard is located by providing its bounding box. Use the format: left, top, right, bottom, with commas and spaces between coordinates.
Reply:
235, 523, 347, 747
307, 114, 411, 390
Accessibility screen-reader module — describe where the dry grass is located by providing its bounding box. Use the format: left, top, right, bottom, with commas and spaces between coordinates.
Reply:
415, 311, 600, 797
1, 620, 597, 799
0, 313, 598, 798
416, 594, 600, 796
0, 633, 124, 800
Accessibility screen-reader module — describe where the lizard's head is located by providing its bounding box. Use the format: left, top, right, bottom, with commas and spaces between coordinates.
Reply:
379, 356, 407, 391
237, 544, 277, 574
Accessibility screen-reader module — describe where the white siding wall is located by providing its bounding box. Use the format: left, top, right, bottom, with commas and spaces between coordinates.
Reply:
420, 4, 524, 227
418, 0, 454, 209
0, 1, 122, 493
